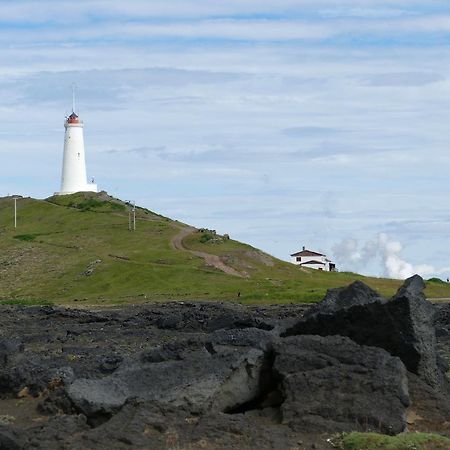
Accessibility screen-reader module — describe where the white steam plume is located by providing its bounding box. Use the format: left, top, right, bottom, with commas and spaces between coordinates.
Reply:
332, 233, 447, 279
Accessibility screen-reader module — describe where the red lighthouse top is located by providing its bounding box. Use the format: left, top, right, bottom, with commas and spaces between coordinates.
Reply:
66, 112, 80, 124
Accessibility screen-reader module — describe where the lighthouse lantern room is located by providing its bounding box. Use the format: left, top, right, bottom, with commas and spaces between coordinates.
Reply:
56, 91, 97, 195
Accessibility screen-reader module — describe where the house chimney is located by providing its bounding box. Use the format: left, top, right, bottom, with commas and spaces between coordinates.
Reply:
303, 246, 305, 251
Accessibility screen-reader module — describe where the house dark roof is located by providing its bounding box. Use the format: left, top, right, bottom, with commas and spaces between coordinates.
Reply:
291, 249, 325, 257
299, 260, 326, 266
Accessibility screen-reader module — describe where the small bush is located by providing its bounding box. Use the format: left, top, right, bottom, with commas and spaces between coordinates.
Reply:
200, 232, 215, 243
13, 234, 37, 242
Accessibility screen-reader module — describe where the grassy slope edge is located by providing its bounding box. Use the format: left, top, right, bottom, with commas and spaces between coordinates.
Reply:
332, 431, 450, 449
0, 193, 449, 305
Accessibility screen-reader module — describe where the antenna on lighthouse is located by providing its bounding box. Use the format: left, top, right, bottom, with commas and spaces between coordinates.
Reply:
71, 83, 76, 113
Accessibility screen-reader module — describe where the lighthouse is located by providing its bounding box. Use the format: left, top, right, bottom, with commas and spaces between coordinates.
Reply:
56, 99, 97, 195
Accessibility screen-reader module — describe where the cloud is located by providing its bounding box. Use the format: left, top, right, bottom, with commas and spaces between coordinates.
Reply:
282, 126, 344, 137
3, 5, 450, 45
320, 7, 417, 19
1, 1, 427, 24
363, 72, 445, 87
0, 68, 248, 110
105, 146, 166, 158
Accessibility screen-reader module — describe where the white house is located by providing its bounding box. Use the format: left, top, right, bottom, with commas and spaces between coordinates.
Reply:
290, 246, 336, 272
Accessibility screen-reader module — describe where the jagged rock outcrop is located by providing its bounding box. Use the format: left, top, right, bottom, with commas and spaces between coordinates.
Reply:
303, 280, 383, 317
274, 335, 409, 435
283, 275, 447, 392
67, 328, 275, 418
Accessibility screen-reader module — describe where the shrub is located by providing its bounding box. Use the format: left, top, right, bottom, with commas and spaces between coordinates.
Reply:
200, 232, 215, 243
13, 234, 37, 242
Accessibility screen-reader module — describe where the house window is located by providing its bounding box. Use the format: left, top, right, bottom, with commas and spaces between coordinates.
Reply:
296, 257, 301, 262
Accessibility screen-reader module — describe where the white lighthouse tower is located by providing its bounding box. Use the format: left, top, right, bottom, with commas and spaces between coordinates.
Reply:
56, 92, 97, 195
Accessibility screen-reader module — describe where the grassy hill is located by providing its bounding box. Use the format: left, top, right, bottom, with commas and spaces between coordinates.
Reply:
0, 192, 449, 305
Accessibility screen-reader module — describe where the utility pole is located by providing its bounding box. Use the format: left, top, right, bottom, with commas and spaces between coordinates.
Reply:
14, 197, 17, 229
126, 200, 136, 231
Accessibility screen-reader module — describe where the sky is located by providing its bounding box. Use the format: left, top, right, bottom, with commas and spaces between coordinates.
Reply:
1, 0, 450, 279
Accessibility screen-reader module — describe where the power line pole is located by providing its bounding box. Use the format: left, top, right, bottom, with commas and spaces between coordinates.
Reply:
14, 197, 17, 228
126, 200, 136, 231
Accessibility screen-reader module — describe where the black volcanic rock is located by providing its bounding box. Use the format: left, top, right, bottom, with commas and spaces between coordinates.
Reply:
0, 339, 23, 365
283, 275, 447, 392
0, 293, 447, 449
436, 303, 450, 338
0, 425, 24, 450
304, 280, 384, 317
66, 328, 275, 418
274, 335, 409, 435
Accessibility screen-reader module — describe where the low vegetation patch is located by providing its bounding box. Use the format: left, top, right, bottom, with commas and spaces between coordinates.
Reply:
70, 199, 126, 212
427, 277, 447, 285
331, 432, 450, 450
13, 232, 56, 242
198, 229, 229, 244
199, 231, 215, 243
13, 234, 38, 242
0, 299, 54, 306
47, 192, 126, 212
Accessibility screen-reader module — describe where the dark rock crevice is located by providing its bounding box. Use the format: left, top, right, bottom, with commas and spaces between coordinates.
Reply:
224, 349, 284, 421
85, 410, 114, 428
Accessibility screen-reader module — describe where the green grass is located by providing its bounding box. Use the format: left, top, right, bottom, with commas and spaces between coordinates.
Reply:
13, 234, 39, 242
47, 192, 127, 212
0, 299, 54, 306
73, 198, 124, 212
332, 432, 450, 449
0, 193, 449, 305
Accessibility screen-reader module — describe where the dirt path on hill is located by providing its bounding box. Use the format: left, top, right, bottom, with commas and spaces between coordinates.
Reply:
171, 226, 245, 278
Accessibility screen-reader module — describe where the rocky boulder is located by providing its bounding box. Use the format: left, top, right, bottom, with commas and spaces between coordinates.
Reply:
304, 280, 383, 317
0, 425, 24, 450
274, 335, 410, 435
283, 275, 447, 392
67, 328, 275, 419
435, 303, 450, 338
